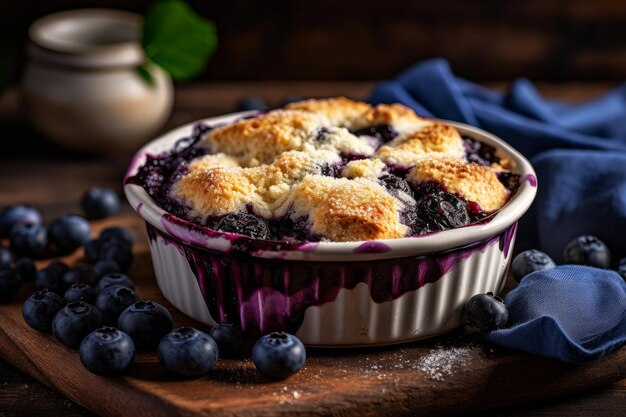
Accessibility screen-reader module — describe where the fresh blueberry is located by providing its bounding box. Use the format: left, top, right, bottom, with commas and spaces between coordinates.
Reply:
117, 300, 173, 349
10, 223, 47, 258
563, 235, 611, 268
215, 213, 270, 239
22, 289, 65, 332
64, 282, 97, 304
80, 187, 120, 219
95, 285, 139, 326
101, 243, 133, 272
0, 205, 42, 238
48, 215, 91, 254
83, 238, 104, 264
237, 96, 268, 112
100, 227, 133, 247
279, 95, 304, 107
94, 259, 120, 278
52, 301, 103, 349
465, 292, 509, 332
97, 273, 134, 292
63, 265, 99, 287
157, 327, 219, 377
35, 267, 65, 294
252, 332, 306, 380
0, 247, 12, 266
352, 124, 398, 143
210, 324, 245, 357
414, 191, 470, 234
511, 249, 556, 282
15, 258, 37, 282
79, 327, 135, 375
0, 265, 21, 303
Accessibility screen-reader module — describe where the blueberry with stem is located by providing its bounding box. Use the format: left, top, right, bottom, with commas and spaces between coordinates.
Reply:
118, 300, 173, 349
80, 327, 135, 375
22, 289, 65, 332
95, 285, 139, 326
563, 235, 611, 268
0, 205, 42, 238
10, 223, 47, 258
466, 292, 509, 332
511, 249, 556, 282
81, 187, 120, 219
48, 215, 91, 254
52, 301, 103, 349
157, 327, 219, 376
252, 332, 306, 380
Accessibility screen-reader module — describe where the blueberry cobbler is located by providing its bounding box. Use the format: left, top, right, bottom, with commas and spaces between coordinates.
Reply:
128, 98, 519, 243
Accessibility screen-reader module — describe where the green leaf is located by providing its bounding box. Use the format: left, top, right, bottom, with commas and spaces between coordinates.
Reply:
136, 61, 155, 86
142, 0, 217, 82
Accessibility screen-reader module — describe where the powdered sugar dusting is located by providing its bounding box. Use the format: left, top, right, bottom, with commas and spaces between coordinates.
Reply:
412, 343, 481, 381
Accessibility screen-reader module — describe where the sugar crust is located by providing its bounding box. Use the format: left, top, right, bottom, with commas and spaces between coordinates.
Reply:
170, 97, 514, 241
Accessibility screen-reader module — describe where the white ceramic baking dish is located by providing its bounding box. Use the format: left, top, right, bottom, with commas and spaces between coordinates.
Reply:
124, 112, 537, 347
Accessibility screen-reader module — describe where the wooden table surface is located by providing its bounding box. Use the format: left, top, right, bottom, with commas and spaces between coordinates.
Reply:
0, 81, 625, 417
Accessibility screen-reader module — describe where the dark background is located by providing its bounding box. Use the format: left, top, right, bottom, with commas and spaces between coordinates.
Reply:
2, 0, 626, 82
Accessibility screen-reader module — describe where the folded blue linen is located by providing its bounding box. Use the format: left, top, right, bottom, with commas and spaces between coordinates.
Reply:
370, 59, 626, 362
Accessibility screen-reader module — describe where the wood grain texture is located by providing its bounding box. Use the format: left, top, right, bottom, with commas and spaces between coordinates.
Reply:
1, 82, 626, 417
2, 250, 626, 417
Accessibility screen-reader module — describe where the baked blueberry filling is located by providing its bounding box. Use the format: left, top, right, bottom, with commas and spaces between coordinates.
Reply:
214, 213, 271, 240
412, 191, 471, 235
319, 161, 343, 177
352, 124, 398, 143
463, 136, 500, 166
128, 101, 518, 242
497, 171, 521, 193
269, 215, 320, 242
378, 173, 414, 198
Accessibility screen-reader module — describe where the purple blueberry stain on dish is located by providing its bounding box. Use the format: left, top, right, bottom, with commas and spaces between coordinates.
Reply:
147, 222, 517, 336
498, 222, 518, 258
522, 173, 537, 187
353, 241, 391, 254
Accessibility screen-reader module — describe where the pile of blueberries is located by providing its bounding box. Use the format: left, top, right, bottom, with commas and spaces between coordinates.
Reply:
466, 234, 626, 332
0, 187, 306, 380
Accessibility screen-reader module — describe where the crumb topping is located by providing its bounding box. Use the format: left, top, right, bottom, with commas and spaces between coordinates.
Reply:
290, 176, 408, 241
341, 159, 386, 179
376, 123, 465, 167
160, 97, 517, 241
408, 158, 509, 212
286, 96, 372, 127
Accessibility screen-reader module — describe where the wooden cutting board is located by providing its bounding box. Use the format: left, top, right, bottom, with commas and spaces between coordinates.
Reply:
1, 217, 625, 417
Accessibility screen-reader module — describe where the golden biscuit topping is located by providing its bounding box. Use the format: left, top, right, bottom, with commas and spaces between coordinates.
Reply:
376, 123, 465, 167
290, 176, 408, 241
157, 97, 518, 241
408, 158, 509, 212
341, 159, 386, 179
286, 97, 372, 127
353, 103, 432, 132
201, 110, 326, 166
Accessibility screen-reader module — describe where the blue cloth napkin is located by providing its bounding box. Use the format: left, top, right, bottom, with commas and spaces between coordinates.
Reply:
369, 59, 626, 362
369, 58, 626, 261
485, 266, 626, 363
